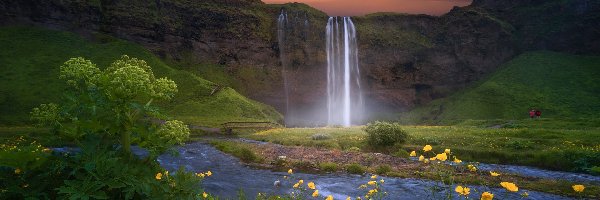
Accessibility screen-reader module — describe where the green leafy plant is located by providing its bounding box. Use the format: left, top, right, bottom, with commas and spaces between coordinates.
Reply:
346, 163, 366, 174
311, 133, 332, 140
6, 56, 204, 199
318, 162, 339, 173
392, 149, 410, 158
375, 164, 392, 175
364, 121, 408, 147
31, 56, 187, 158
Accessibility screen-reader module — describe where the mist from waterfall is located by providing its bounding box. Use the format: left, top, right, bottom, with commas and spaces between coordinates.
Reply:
277, 10, 290, 125
326, 17, 363, 127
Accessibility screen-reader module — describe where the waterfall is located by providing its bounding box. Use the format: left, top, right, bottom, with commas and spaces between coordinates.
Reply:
326, 17, 363, 127
277, 10, 289, 126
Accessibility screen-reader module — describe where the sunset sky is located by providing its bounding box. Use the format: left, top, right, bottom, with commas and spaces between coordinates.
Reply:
262, 0, 473, 16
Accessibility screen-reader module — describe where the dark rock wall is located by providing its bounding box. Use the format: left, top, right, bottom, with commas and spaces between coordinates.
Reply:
1, 0, 598, 125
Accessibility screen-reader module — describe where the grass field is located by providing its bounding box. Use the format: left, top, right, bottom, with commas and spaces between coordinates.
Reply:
401, 51, 600, 124
0, 26, 281, 127
243, 119, 600, 173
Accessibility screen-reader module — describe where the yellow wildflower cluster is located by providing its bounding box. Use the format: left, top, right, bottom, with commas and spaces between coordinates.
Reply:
413, 145, 455, 164
572, 184, 585, 193
360, 174, 386, 199
423, 145, 432, 152
489, 171, 500, 177
500, 182, 518, 192
454, 185, 470, 196
467, 164, 477, 172
480, 191, 494, 200
195, 170, 212, 178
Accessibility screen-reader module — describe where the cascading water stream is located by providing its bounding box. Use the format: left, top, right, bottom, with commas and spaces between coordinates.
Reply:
326, 17, 363, 127
277, 10, 290, 125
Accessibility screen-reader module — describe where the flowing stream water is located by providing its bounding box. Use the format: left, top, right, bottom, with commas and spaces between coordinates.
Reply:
123, 142, 585, 199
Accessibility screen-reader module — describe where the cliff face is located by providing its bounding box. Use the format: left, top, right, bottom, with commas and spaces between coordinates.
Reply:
1, 0, 598, 125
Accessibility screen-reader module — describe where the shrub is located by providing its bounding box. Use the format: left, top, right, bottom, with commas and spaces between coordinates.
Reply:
211, 141, 259, 163
364, 121, 408, 147
392, 149, 410, 158
590, 166, 600, 175
347, 146, 361, 152
311, 133, 332, 140
375, 164, 393, 175
238, 148, 258, 162
346, 163, 365, 174
319, 162, 339, 172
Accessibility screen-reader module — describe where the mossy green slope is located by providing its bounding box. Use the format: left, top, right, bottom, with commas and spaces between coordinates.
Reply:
403, 51, 600, 123
0, 26, 282, 126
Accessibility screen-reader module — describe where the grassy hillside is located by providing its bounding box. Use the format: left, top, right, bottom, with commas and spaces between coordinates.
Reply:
402, 51, 600, 124
0, 26, 282, 127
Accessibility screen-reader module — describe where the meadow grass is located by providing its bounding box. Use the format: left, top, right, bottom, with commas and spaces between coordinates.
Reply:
401, 51, 600, 124
0, 26, 281, 127
242, 119, 600, 172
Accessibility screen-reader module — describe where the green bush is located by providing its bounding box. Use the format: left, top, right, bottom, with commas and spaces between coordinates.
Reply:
311, 133, 332, 140
346, 163, 365, 174
346, 146, 361, 152
0, 137, 204, 199
211, 141, 260, 163
392, 149, 410, 158
364, 121, 408, 147
319, 162, 339, 172
375, 164, 393, 175
590, 166, 600, 175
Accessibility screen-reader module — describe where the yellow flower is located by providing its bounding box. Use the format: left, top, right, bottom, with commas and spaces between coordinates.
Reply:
467, 164, 477, 172
312, 190, 319, 197
371, 175, 377, 179
490, 171, 500, 177
521, 192, 529, 198
358, 184, 367, 189
206, 171, 212, 176
455, 185, 470, 196
308, 182, 316, 190
288, 169, 293, 174
419, 155, 424, 161
367, 181, 376, 185
409, 151, 416, 157
436, 153, 447, 161
572, 184, 585, 193
368, 189, 377, 195
481, 191, 494, 200
14, 168, 21, 174
445, 149, 451, 154
424, 159, 430, 164
326, 195, 333, 200
155, 172, 163, 180
453, 158, 462, 164
423, 145, 432, 152
293, 182, 300, 188
202, 192, 208, 198
299, 180, 304, 184
196, 173, 205, 178
429, 157, 436, 161
165, 171, 169, 176
380, 179, 384, 184
346, 197, 351, 200
500, 182, 519, 192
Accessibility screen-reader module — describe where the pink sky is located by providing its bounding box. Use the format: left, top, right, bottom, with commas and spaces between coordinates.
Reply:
262, 0, 473, 16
